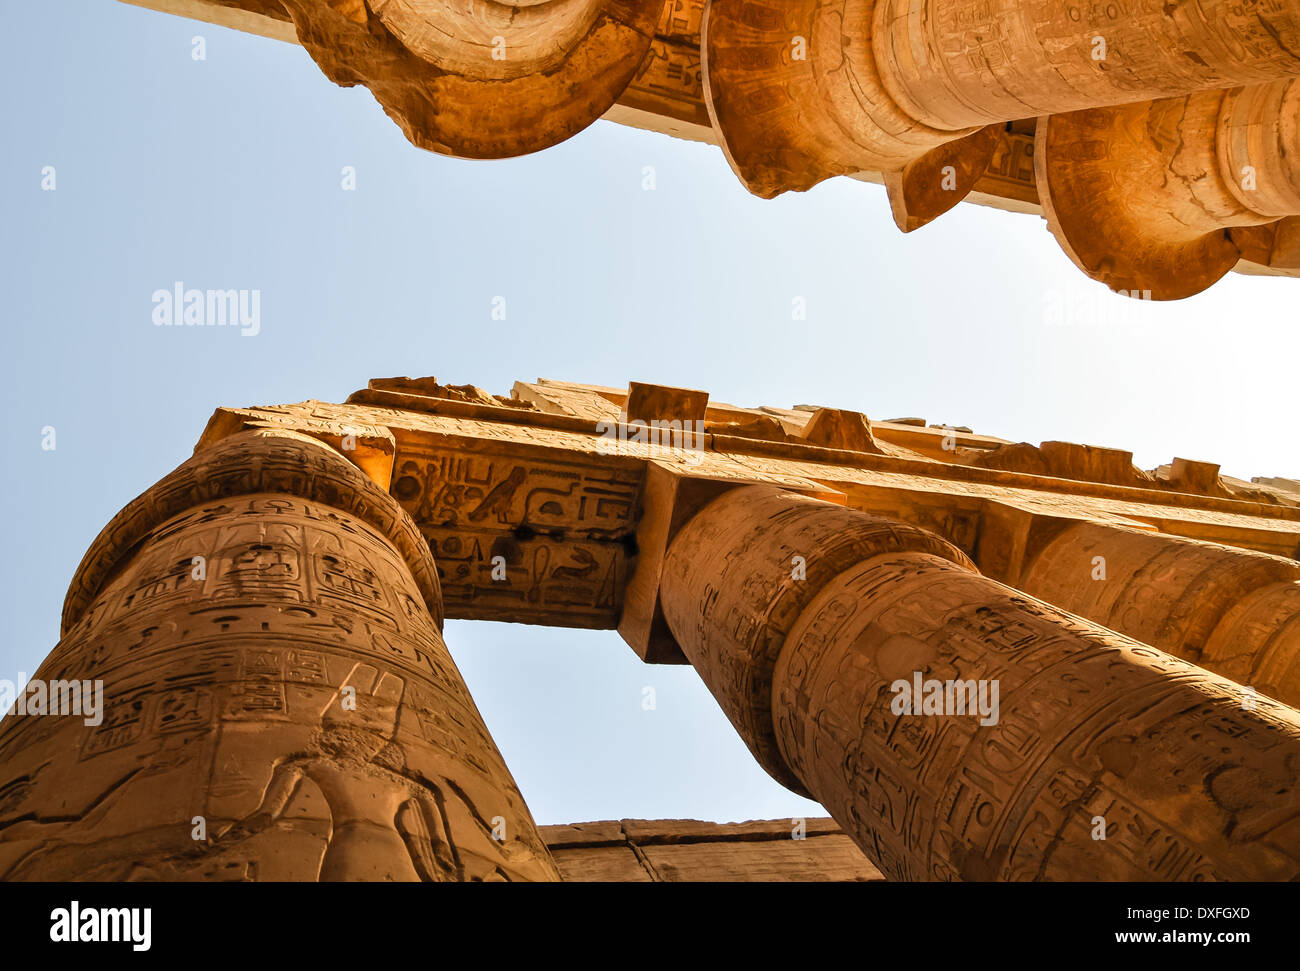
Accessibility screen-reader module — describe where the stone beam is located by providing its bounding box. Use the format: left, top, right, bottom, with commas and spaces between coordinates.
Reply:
182, 380, 1300, 668
541, 817, 885, 880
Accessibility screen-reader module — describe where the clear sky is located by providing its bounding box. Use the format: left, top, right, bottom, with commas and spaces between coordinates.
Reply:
2, 0, 1297, 826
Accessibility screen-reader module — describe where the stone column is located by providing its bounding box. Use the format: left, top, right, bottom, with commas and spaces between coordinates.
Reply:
702, 0, 1300, 210
873, 0, 1300, 130
0, 429, 558, 882
1019, 521, 1300, 708
277, 0, 661, 159
659, 485, 1300, 881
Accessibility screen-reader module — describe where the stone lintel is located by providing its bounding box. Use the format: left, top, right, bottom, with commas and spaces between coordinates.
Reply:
540, 818, 883, 881
120, 0, 296, 42
189, 384, 1300, 639
197, 406, 397, 491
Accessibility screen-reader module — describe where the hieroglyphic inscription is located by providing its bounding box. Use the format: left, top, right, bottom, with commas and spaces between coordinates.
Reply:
1019, 521, 1300, 707
778, 555, 1300, 880
621, 0, 708, 125
392, 447, 640, 627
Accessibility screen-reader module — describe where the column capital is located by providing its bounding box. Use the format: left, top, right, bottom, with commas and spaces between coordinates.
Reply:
62, 428, 442, 637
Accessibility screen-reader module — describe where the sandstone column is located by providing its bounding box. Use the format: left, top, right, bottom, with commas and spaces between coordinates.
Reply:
277, 0, 661, 158
1037, 78, 1300, 297
659, 485, 1300, 881
0, 429, 558, 882
702, 0, 1300, 218
872, 0, 1300, 130
1019, 521, 1300, 709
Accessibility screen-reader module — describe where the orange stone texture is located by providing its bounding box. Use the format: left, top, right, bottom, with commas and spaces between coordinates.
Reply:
3, 377, 1299, 880
659, 486, 1300, 880
0, 428, 557, 881
120, 0, 1300, 295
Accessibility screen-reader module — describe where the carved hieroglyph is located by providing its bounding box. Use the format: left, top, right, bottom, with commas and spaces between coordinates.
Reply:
659, 486, 1300, 880
1019, 522, 1300, 709
389, 443, 640, 628
0, 429, 557, 881
5, 375, 1300, 881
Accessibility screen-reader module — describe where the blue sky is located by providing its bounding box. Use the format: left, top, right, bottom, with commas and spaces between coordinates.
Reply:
2, 0, 1297, 825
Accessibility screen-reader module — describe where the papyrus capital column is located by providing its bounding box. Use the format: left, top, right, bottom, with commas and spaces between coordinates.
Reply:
660, 485, 1300, 880
278, 0, 661, 158
0, 429, 558, 882
1037, 79, 1300, 298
